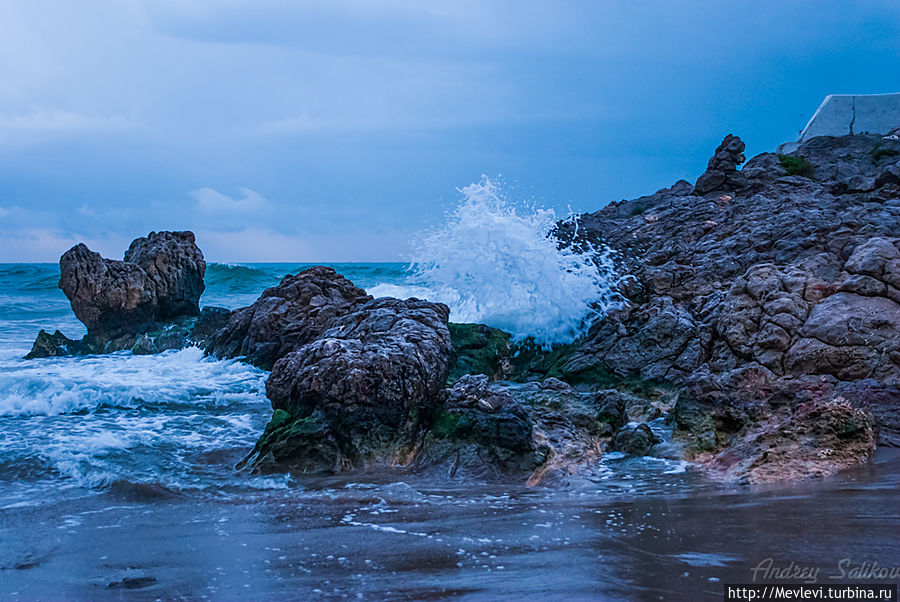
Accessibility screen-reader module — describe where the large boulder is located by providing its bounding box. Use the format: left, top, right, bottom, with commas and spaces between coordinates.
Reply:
208, 266, 372, 369
27, 231, 223, 358
251, 297, 453, 471
57, 231, 205, 341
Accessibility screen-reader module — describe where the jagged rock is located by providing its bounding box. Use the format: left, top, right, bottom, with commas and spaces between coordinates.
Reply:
415, 375, 538, 477
208, 266, 372, 369
26, 231, 211, 358
559, 133, 900, 480
693, 134, 747, 194
254, 298, 452, 471
58, 231, 205, 341
25, 330, 94, 359
123, 231, 206, 319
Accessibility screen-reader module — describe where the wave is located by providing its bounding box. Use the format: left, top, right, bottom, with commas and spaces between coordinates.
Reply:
205, 263, 275, 290
407, 177, 623, 347
0, 347, 266, 417
0, 264, 61, 293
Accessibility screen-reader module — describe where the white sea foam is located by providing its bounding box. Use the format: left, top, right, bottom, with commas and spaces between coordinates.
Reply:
0, 347, 271, 492
0, 347, 266, 417
406, 177, 622, 347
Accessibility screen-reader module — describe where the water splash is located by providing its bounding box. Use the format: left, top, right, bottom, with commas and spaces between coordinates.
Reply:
406, 177, 622, 347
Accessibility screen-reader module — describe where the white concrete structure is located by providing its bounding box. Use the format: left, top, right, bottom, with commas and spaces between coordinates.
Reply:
779, 93, 900, 153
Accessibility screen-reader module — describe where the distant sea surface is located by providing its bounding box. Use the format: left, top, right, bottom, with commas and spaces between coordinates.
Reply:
0, 262, 897, 601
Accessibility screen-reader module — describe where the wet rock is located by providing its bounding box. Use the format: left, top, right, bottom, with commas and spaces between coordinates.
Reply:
702, 396, 875, 484
59, 231, 205, 341
208, 266, 372, 369
25, 329, 94, 359
255, 298, 452, 471
593, 389, 627, 435
611, 423, 660, 456
446, 322, 511, 384
415, 375, 539, 477
188, 306, 233, 348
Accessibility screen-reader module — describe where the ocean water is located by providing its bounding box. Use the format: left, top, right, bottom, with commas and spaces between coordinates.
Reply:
1, 260, 898, 600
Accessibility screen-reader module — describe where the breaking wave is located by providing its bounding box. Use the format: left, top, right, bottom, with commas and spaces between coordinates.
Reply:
404, 177, 622, 347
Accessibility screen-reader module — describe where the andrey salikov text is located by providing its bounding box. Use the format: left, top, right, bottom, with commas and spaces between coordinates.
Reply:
751, 558, 900, 584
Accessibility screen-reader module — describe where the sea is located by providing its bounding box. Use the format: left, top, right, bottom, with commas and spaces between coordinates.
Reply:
0, 183, 897, 600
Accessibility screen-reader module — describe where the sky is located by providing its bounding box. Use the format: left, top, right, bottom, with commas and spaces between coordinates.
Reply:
1, 0, 899, 262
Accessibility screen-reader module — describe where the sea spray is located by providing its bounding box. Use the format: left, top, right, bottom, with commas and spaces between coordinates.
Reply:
405, 177, 622, 347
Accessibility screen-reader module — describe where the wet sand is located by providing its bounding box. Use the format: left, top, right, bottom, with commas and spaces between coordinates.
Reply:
2, 450, 898, 601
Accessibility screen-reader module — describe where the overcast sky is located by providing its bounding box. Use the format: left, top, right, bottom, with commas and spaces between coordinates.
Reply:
1, 0, 898, 261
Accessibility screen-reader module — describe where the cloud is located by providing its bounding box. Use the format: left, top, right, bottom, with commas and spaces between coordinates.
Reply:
189, 187, 270, 213
193, 225, 409, 262
0, 109, 135, 133
0, 228, 133, 262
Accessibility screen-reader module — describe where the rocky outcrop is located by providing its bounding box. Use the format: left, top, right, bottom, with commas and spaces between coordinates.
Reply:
59, 231, 205, 340
207, 266, 372, 369
549, 133, 900, 481
27, 231, 220, 358
248, 297, 453, 471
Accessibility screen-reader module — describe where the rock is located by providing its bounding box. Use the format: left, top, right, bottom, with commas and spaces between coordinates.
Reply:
415, 375, 538, 477
123, 231, 206, 319
208, 266, 372, 369
702, 395, 875, 484
128, 307, 232, 355
842, 175, 877, 193
540, 377, 571, 391
611, 423, 660, 456
25, 330, 94, 359
843, 237, 899, 278
189, 306, 233, 348
693, 134, 747, 194
594, 389, 627, 435
785, 292, 900, 382
253, 297, 452, 471
58, 231, 205, 341
26, 231, 210, 358
446, 322, 511, 384
875, 160, 900, 187
564, 132, 900, 480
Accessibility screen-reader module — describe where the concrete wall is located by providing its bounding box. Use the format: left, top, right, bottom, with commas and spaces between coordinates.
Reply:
779, 93, 900, 153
